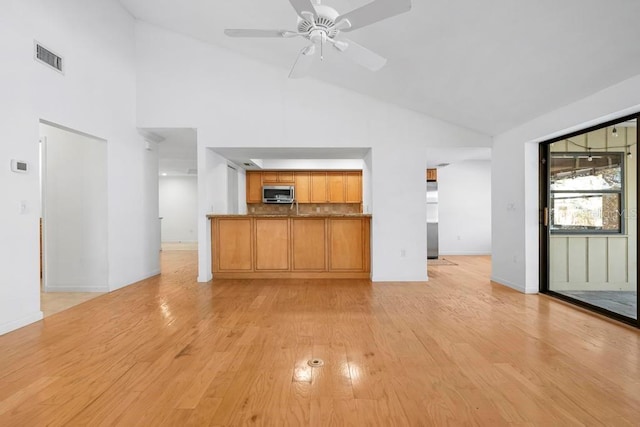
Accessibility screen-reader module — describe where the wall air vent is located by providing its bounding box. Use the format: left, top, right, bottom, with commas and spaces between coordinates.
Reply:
187, 168, 198, 175
34, 42, 64, 73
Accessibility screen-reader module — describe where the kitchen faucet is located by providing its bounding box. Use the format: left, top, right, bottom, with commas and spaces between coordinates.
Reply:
290, 198, 299, 216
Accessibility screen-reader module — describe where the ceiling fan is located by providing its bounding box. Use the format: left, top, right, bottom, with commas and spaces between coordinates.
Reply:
224, 0, 411, 78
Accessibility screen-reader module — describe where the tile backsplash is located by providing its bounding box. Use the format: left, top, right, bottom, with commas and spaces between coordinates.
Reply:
248, 203, 361, 215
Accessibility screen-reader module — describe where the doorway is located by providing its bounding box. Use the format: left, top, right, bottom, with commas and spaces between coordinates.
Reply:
40, 121, 108, 315
540, 113, 639, 326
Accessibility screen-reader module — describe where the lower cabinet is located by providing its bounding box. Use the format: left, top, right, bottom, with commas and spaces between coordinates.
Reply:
215, 218, 253, 271
210, 216, 370, 279
291, 218, 326, 271
255, 218, 289, 270
330, 218, 365, 271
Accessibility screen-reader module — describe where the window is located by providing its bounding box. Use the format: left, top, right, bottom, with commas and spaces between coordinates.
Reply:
549, 152, 624, 233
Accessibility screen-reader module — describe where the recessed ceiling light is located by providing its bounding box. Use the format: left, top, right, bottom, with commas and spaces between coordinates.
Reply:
161, 172, 168, 176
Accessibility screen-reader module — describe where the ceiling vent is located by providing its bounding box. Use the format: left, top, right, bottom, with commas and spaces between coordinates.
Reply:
34, 41, 63, 73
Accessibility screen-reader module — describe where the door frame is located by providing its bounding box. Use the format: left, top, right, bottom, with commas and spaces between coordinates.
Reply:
539, 111, 640, 327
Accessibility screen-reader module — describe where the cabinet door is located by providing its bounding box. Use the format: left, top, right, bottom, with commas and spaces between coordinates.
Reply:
215, 218, 253, 271
278, 171, 295, 183
255, 218, 290, 270
327, 172, 345, 203
246, 172, 263, 203
329, 218, 364, 271
426, 169, 437, 182
262, 171, 278, 183
310, 172, 327, 203
345, 171, 362, 203
291, 218, 326, 270
294, 172, 311, 203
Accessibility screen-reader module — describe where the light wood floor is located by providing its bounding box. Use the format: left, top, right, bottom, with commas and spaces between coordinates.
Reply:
41, 291, 106, 317
1, 252, 639, 425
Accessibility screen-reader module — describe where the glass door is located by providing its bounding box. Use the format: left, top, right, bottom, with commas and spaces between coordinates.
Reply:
540, 114, 639, 326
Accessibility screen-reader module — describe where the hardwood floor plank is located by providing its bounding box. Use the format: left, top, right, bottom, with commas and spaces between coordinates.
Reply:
1, 252, 639, 426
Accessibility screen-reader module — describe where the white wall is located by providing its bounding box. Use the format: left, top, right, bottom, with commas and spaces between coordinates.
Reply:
492, 74, 640, 294
159, 176, 198, 242
0, 0, 159, 334
42, 123, 108, 292
134, 22, 492, 282
438, 160, 492, 255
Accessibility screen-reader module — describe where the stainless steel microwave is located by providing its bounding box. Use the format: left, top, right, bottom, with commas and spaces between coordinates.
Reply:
262, 185, 295, 204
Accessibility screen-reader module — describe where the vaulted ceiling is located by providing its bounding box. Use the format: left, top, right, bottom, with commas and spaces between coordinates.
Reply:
119, 0, 640, 136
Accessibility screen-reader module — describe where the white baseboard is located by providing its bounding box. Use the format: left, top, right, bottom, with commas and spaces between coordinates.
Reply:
44, 286, 109, 293
109, 270, 160, 292
439, 251, 492, 256
491, 275, 529, 294
0, 311, 44, 336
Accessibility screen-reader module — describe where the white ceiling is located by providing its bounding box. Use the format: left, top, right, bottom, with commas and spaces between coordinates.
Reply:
119, 0, 640, 136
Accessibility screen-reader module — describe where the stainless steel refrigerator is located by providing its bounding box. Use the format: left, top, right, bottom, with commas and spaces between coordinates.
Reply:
427, 181, 439, 259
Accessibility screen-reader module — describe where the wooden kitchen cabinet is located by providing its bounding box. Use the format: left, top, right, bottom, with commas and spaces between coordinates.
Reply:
214, 218, 253, 271
210, 215, 370, 279
262, 171, 294, 184
262, 171, 278, 183
345, 172, 362, 203
327, 172, 345, 203
291, 218, 326, 270
329, 218, 367, 271
246, 170, 363, 204
310, 172, 327, 203
294, 172, 311, 203
255, 218, 289, 270
426, 169, 437, 182
246, 171, 263, 203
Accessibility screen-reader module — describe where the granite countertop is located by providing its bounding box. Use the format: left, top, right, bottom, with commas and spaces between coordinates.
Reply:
207, 213, 372, 218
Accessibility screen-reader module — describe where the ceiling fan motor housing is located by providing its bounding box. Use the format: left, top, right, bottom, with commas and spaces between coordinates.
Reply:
297, 5, 340, 38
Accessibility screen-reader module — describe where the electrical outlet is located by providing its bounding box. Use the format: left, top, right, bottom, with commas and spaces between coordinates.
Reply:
316, 207, 320, 213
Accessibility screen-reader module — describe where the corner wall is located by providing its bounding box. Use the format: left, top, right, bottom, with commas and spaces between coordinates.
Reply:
0, 0, 159, 334
492, 74, 640, 293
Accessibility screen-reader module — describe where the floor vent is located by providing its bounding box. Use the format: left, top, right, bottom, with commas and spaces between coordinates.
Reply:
35, 42, 64, 73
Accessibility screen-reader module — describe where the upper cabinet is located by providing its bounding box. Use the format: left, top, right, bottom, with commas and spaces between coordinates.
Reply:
246, 170, 362, 204
310, 172, 327, 203
426, 169, 437, 182
246, 171, 263, 203
294, 172, 311, 203
262, 171, 294, 184
345, 171, 362, 203
327, 172, 345, 202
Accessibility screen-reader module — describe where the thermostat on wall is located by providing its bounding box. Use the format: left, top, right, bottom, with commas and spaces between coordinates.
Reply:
11, 160, 28, 173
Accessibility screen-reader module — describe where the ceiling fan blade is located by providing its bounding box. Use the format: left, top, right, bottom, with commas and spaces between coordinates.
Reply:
335, 0, 411, 32
288, 0, 318, 20
289, 44, 316, 79
333, 37, 387, 71
224, 29, 290, 38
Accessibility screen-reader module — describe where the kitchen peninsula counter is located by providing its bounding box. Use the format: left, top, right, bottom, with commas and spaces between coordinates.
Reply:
208, 214, 371, 279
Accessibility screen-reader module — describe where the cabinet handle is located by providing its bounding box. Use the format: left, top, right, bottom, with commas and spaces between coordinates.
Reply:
543, 207, 549, 227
